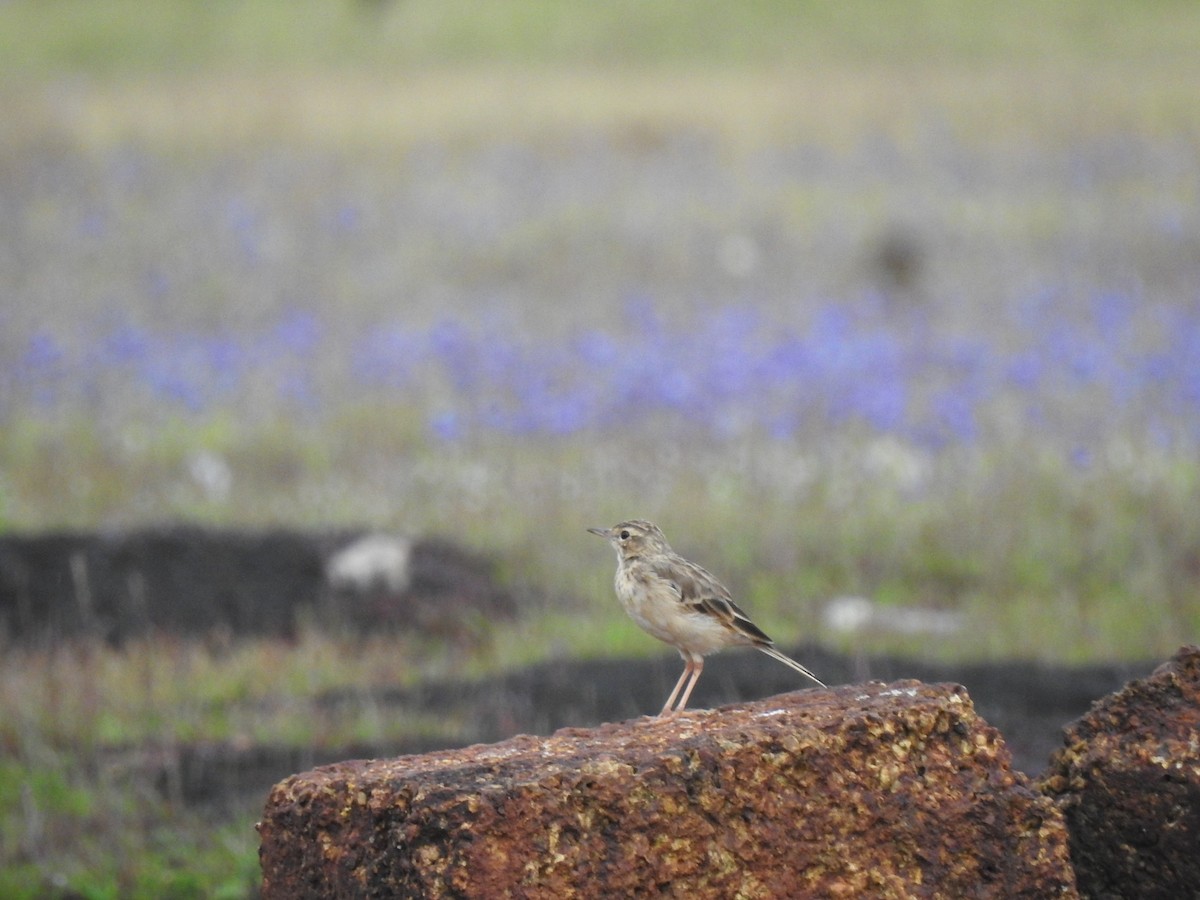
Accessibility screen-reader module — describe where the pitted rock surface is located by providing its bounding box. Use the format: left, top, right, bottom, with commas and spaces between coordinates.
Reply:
1040, 645, 1200, 900
259, 681, 1077, 898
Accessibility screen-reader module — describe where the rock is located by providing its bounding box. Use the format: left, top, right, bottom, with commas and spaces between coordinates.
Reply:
258, 682, 1077, 898
321, 534, 517, 644
1039, 645, 1200, 899
326, 534, 413, 595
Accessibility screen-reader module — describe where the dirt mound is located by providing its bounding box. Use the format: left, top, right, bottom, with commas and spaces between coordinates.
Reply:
0, 527, 516, 645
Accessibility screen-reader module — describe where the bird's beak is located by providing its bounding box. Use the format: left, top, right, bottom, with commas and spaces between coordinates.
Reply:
587, 526, 611, 538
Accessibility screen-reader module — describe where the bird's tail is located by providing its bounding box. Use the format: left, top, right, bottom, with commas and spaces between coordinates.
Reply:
758, 645, 826, 688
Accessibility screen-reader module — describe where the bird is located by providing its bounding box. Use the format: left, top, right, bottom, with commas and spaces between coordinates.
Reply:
588, 519, 825, 715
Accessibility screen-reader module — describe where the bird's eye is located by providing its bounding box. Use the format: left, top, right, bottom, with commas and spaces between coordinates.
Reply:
619, 530, 630, 540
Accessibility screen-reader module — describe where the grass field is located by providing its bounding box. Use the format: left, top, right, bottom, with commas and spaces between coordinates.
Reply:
3, 1, 1200, 895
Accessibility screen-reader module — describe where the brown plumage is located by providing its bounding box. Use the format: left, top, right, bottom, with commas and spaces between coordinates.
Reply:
588, 519, 825, 715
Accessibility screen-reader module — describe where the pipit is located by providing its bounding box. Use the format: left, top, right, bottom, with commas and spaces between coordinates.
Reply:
588, 519, 826, 716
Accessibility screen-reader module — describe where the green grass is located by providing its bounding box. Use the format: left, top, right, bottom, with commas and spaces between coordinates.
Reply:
1, 0, 1198, 76
2, 1, 1199, 154
0, 631, 464, 899
0, 769, 260, 900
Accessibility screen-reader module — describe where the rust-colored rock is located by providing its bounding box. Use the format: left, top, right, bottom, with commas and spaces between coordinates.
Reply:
259, 681, 1076, 898
1040, 645, 1200, 899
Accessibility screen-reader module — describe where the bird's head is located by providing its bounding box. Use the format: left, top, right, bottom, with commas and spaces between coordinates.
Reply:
587, 519, 670, 560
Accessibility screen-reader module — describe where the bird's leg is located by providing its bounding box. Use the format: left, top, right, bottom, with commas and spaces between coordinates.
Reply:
673, 657, 705, 712
660, 659, 693, 715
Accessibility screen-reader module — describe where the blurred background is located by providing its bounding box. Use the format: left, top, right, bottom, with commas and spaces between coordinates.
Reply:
2, 0, 1199, 895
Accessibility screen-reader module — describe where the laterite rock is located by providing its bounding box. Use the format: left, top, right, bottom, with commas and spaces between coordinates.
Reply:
259, 681, 1077, 898
1040, 645, 1200, 899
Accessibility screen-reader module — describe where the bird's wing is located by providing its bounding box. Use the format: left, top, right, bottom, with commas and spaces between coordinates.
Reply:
651, 556, 773, 646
